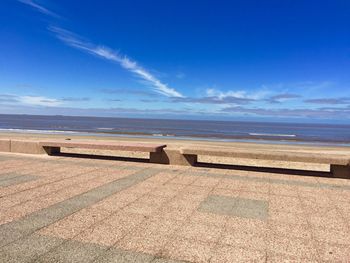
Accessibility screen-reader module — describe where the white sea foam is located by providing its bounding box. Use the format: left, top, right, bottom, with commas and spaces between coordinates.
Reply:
152, 133, 163, 137
249, 133, 296, 137
0, 128, 80, 134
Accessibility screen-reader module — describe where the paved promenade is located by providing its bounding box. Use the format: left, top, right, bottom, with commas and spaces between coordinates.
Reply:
0, 153, 349, 262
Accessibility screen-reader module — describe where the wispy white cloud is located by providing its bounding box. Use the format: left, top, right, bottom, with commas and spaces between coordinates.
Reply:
1, 93, 90, 106
169, 88, 272, 106
266, 93, 301, 104
0, 94, 20, 103
295, 81, 334, 90
171, 95, 254, 105
262, 81, 335, 94
18, 96, 63, 106
206, 88, 267, 100
221, 106, 350, 119
19, 1, 183, 98
48, 26, 184, 98
304, 97, 350, 105
18, 0, 59, 18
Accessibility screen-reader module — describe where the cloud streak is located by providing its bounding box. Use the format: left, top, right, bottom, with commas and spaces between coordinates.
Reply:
168, 88, 263, 105
221, 106, 350, 119
48, 26, 183, 98
61, 97, 90, 102
100, 88, 155, 97
206, 88, 266, 100
18, 0, 59, 18
304, 97, 350, 105
0, 94, 20, 103
267, 93, 302, 104
2, 93, 350, 119
19, 95, 63, 106
171, 96, 254, 105
0, 94, 89, 106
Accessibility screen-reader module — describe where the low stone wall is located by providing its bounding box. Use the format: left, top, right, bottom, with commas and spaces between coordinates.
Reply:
0, 139, 11, 152
0, 138, 349, 179
0, 140, 45, 154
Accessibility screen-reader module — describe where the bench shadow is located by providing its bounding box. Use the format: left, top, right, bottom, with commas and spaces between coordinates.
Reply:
195, 162, 333, 178
52, 152, 149, 163
51, 152, 333, 178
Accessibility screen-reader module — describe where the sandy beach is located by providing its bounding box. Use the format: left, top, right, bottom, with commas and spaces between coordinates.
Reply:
2, 131, 350, 172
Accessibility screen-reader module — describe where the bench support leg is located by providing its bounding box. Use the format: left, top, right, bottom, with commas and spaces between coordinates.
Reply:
330, 164, 350, 179
150, 150, 197, 166
43, 147, 61, 155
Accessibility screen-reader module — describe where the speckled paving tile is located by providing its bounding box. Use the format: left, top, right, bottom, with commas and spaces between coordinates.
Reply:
312, 226, 350, 245
198, 195, 269, 220
226, 231, 265, 250
266, 235, 319, 260
92, 248, 155, 263
0, 170, 133, 224
160, 236, 216, 263
269, 195, 304, 214
0, 166, 97, 198
186, 169, 350, 190
38, 207, 112, 240
210, 244, 266, 263
0, 175, 38, 187
189, 211, 228, 227
175, 222, 224, 243
315, 241, 350, 262
0, 168, 160, 248
0, 231, 183, 263
117, 231, 171, 255
0, 233, 64, 263
35, 239, 108, 263
0, 173, 22, 182
268, 220, 312, 240
152, 258, 188, 263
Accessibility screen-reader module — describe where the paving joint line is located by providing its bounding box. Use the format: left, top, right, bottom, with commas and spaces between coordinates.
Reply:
89, 169, 186, 263
1, 162, 142, 215
296, 189, 321, 262
0, 175, 39, 188
0, 168, 160, 262
32, 167, 161, 262
143, 171, 223, 262
0, 166, 105, 211
179, 170, 350, 190
0, 159, 126, 198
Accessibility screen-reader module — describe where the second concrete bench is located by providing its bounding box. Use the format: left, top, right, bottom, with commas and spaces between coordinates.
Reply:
179, 146, 350, 179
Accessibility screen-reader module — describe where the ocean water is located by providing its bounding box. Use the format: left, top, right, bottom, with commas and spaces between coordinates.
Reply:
0, 114, 350, 146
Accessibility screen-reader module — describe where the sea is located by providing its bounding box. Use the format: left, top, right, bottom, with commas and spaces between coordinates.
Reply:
0, 114, 350, 146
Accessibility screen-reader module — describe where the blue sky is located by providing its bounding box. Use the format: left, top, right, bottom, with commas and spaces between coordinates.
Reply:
1, 0, 350, 122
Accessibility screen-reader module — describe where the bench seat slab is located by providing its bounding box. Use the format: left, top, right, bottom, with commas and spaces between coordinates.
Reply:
181, 147, 350, 165
39, 140, 166, 153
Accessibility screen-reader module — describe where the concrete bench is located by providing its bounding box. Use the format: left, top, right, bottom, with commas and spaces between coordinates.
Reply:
179, 146, 350, 179
39, 139, 166, 157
